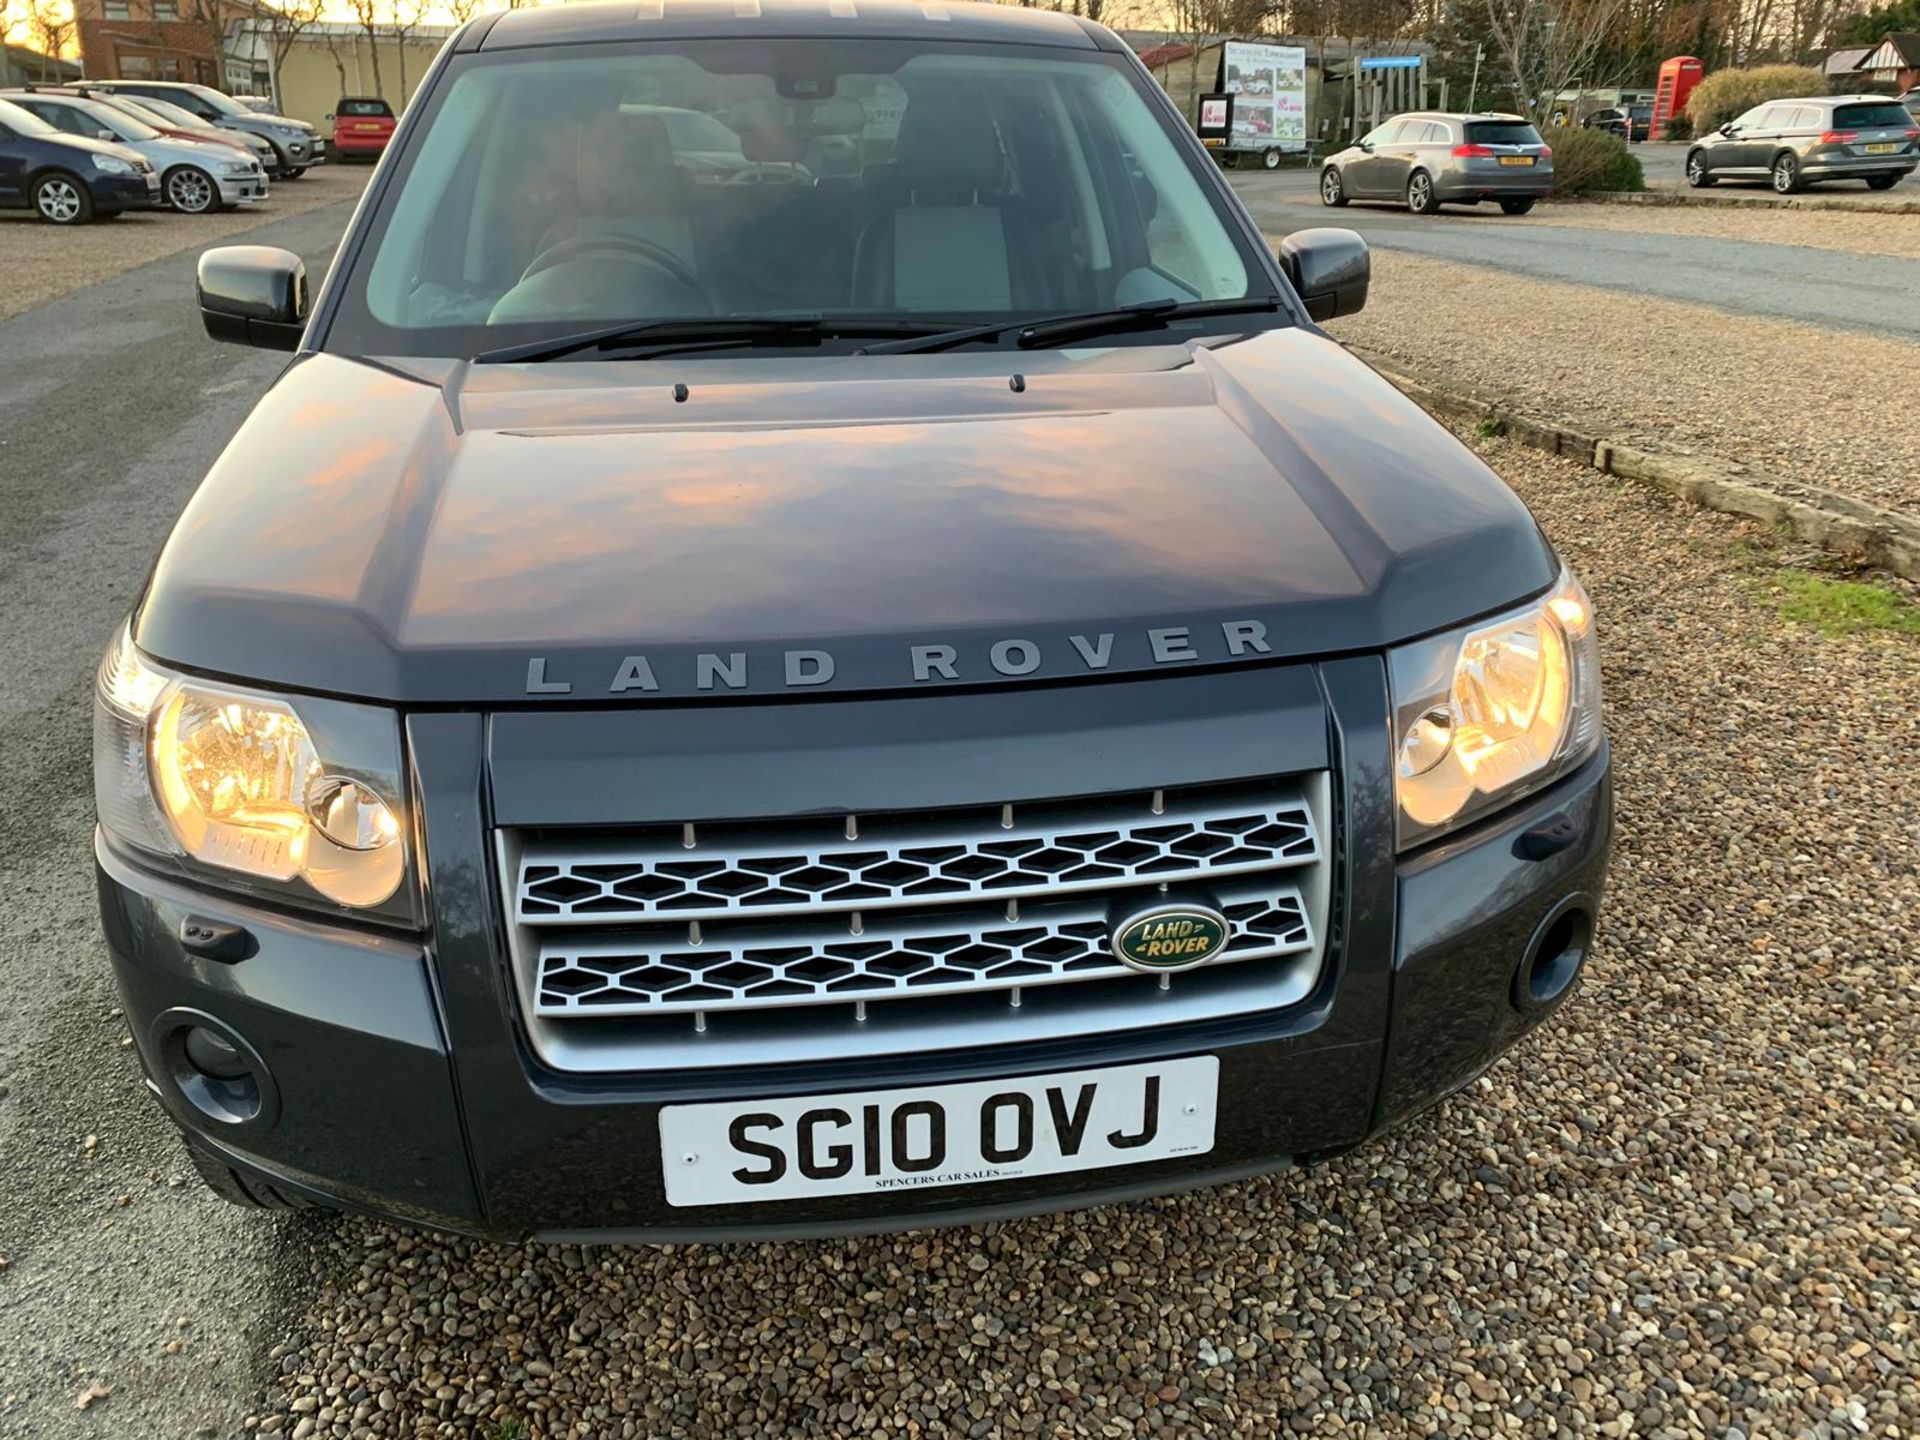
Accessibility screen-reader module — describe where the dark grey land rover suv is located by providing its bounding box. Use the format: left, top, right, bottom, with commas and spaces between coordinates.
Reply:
96, 0, 1611, 1240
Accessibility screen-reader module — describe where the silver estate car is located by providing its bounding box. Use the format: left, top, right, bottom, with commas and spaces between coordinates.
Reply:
1, 91, 267, 212
1321, 112, 1552, 215
1686, 96, 1919, 192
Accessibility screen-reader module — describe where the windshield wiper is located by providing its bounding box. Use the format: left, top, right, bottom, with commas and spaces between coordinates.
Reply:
858, 295, 1286, 357
475, 315, 956, 365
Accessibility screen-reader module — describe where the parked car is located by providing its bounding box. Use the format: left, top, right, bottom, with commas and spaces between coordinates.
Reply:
0, 90, 267, 213
1321, 111, 1553, 214
97, 90, 281, 172
82, 79, 325, 178
233, 95, 280, 114
328, 95, 396, 160
1900, 88, 1920, 123
102, 1, 1610, 1239
1685, 95, 1919, 192
1583, 104, 1650, 142
0, 95, 157, 223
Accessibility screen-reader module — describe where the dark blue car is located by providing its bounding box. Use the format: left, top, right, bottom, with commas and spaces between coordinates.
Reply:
0, 95, 158, 223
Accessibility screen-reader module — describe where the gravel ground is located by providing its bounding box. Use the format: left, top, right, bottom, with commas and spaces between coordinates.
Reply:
1329, 251, 1920, 516
0, 165, 368, 323
1528, 203, 1920, 261
244, 433, 1920, 1440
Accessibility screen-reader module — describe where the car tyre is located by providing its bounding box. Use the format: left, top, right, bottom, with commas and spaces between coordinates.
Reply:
1406, 170, 1440, 215
184, 1137, 327, 1211
1261, 147, 1281, 171
1319, 166, 1348, 206
1771, 152, 1802, 194
164, 164, 220, 215
31, 171, 92, 225
1684, 151, 1712, 188
1498, 197, 1535, 215
1865, 174, 1899, 190
281, 165, 308, 180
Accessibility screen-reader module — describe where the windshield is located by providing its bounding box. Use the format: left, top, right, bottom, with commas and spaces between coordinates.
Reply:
78, 97, 160, 142
137, 95, 213, 129
190, 85, 250, 118
332, 37, 1266, 358
338, 98, 393, 117
0, 97, 58, 137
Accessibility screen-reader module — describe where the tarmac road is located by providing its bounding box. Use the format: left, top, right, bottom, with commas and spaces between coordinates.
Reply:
1229, 169, 1920, 339
0, 199, 356, 1438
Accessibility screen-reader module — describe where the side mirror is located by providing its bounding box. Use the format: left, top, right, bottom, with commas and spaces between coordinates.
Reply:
97, 129, 116, 140
1357, 138, 1374, 152
1278, 227, 1369, 322
324, 112, 334, 121
1718, 122, 1735, 135
197, 244, 308, 351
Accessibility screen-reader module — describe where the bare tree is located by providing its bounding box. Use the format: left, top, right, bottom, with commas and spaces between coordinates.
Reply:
343, 0, 383, 98
386, 0, 428, 103
25, 0, 75, 60
1479, 0, 1630, 120
260, 0, 325, 105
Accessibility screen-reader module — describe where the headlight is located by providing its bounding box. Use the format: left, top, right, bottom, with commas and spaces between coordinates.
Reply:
94, 623, 417, 920
221, 160, 252, 175
91, 155, 133, 175
1388, 568, 1602, 849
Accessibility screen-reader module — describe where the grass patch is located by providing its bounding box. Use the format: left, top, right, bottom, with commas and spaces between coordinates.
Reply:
1476, 416, 1508, 439
481, 1420, 531, 1440
1765, 571, 1920, 638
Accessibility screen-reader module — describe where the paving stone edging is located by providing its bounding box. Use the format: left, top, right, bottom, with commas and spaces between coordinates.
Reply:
1591, 188, 1920, 215
1360, 353, 1920, 580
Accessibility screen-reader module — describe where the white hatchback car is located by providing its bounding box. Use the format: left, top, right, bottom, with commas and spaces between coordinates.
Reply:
0, 90, 268, 214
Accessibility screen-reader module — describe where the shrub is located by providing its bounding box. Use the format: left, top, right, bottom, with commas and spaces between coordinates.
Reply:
1550, 128, 1646, 196
1660, 111, 1693, 142
1685, 65, 1826, 135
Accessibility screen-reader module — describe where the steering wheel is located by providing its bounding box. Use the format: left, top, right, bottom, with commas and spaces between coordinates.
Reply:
519, 232, 704, 298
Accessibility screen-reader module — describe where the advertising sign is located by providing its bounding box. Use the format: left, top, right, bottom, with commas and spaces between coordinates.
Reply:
1196, 92, 1232, 148
1221, 41, 1307, 152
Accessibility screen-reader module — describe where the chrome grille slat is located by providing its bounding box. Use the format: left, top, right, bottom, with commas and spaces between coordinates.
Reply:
503, 775, 1331, 1067
534, 885, 1314, 1018
514, 792, 1317, 926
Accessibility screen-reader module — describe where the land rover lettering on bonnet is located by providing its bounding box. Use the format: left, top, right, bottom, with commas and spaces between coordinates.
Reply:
95, 0, 1611, 1239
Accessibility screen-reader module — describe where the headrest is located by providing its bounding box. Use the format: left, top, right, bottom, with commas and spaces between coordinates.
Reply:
576, 110, 679, 215
731, 95, 806, 165
896, 90, 1001, 201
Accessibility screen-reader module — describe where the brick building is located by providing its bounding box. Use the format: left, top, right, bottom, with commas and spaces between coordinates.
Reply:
72, 0, 270, 91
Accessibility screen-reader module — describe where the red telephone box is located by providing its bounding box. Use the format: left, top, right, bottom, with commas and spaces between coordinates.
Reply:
1651, 56, 1705, 140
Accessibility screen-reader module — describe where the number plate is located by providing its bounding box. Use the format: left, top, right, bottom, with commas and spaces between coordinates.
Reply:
660, 1056, 1219, 1206
1499, 155, 1536, 167
1863, 142, 1898, 154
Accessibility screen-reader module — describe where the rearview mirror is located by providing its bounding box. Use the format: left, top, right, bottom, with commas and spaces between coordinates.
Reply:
197, 245, 308, 351
1277, 227, 1369, 322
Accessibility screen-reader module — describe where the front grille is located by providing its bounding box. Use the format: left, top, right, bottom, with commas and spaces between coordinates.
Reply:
503, 776, 1329, 1068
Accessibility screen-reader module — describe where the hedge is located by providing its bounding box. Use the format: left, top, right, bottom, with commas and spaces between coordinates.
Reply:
1550, 128, 1646, 196
1685, 66, 1827, 134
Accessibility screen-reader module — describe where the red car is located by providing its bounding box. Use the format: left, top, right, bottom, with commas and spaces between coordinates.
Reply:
330, 96, 395, 159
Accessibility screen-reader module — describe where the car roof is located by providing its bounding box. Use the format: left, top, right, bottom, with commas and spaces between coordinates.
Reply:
476, 0, 1108, 52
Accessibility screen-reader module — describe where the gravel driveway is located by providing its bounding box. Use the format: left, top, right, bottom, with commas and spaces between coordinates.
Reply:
244, 436, 1920, 1440
1325, 251, 1920, 517
0, 166, 368, 324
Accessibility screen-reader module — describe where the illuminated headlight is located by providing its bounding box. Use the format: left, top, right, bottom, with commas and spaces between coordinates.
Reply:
1389, 568, 1602, 848
94, 623, 415, 919
92, 155, 134, 175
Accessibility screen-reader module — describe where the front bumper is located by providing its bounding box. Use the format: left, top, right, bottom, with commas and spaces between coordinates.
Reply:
98, 668, 1612, 1242
214, 172, 270, 204
96, 172, 159, 211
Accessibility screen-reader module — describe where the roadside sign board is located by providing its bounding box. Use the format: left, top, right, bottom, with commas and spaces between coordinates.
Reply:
1220, 41, 1307, 153
1196, 91, 1232, 148
1359, 55, 1422, 70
